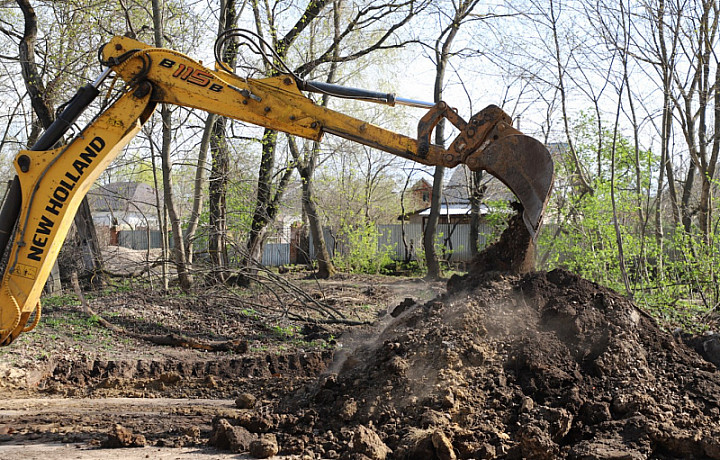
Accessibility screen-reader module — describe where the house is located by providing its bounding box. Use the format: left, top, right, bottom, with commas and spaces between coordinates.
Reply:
87, 182, 162, 246
88, 181, 161, 229
403, 165, 513, 227
407, 178, 432, 212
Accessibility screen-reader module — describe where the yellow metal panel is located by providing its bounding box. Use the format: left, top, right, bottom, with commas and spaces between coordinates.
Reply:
0, 88, 155, 343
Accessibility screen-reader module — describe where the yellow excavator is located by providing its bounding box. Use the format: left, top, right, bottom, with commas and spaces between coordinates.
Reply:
0, 30, 554, 346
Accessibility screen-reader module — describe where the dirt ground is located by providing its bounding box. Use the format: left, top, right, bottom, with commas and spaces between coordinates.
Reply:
2, 231, 720, 459
0, 270, 445, 459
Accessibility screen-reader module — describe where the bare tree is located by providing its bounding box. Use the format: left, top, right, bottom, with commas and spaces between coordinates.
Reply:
150, 0, 192, 291
421, 0, 482, 279
289, 136, 336, 278
14, 0, 104, 290
283, 0, 345, 279
204, 0, 241, 281
242, 0, 428, 268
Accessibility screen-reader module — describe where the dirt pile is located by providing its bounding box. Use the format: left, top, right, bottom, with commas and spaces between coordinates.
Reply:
213, 268, 720, 459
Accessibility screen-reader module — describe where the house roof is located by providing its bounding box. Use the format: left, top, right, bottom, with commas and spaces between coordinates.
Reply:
411, 178, 432, 190
88, 182, 160, 214
443, 165, 515, 204
417, 203, 491, 216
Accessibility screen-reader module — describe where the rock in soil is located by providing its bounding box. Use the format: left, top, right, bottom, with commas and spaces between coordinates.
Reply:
235, 392, 257, 409
350, 425, 391, 460
208, 418, 256, 453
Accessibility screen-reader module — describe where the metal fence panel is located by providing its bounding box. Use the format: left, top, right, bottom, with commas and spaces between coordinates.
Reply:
114, 224, 494, 266
308, 227, 337, 260
262, 243, 290, 266
117, 229, 164, 250
377, 224, 423, 261
376, 223, 491, 262
304, 223, 493, 265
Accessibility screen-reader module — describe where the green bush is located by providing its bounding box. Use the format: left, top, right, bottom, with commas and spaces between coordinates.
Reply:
334, 222, 394, 274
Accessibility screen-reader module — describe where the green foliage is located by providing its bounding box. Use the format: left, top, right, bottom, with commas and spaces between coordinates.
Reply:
41, 311, 111, 344
334, 220, 395, 274
240, 308, 259, 319
112, 153, 157, 186
41, 293, 79, 311
540, 113, 718, 331
271, 324, 300, 338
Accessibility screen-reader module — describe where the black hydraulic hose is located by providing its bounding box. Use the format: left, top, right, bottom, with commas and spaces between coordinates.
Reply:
0, 177, 21, 262
301, 80, 396, 105
301, 80, 435, 109
31, 83, 100, 151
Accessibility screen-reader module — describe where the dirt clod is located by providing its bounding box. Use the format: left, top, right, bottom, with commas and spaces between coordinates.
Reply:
463, 202, 535, 276
235, 393, 257, 409
249, 434, 279, 458
209, 418, 256, 453
350, 425, 391, 460
391, 298, 416, 318
102, 424, 147, 448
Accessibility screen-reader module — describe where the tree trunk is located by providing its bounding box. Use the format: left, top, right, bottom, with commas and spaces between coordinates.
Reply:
423, 0, 479, 279
73, 199, 105, 288
159, 105, 193, 291
185, 113, 215, 264
655, 0, 680, 231
424, 165, 444, 279
150, 129, 168, 291
301, 168, 335, 278
288, 136, 336, 279
207, 0, 236, 279
17, 0, 104, 292
469, 170, 484, 257
209, 116, 230, 278
152, 0, 192, 291
246, 129, 278, 264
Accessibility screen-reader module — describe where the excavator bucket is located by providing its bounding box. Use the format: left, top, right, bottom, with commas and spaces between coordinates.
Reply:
419, 103, 554, 240
464, 133, 554, 239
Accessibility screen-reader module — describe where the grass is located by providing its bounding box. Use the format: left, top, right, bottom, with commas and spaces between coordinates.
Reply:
41, 293, 78, 310
41, 311, 113, 345
646, 300, 714, 334
271, 324, 300, 339
240, 308, 259, 319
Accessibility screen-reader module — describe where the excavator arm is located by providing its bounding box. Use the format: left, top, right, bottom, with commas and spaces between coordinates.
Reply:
0, 35, 553, 345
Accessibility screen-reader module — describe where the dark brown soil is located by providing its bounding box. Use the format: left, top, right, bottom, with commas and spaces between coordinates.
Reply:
466, 202, 536, 275
2, 220, 720, 459
232, 268, 719, 459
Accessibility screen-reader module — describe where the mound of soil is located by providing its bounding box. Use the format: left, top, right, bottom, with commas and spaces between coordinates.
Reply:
212, 268, 720, 459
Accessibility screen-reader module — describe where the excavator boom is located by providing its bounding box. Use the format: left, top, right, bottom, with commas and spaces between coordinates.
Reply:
0, 34, 554, 345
